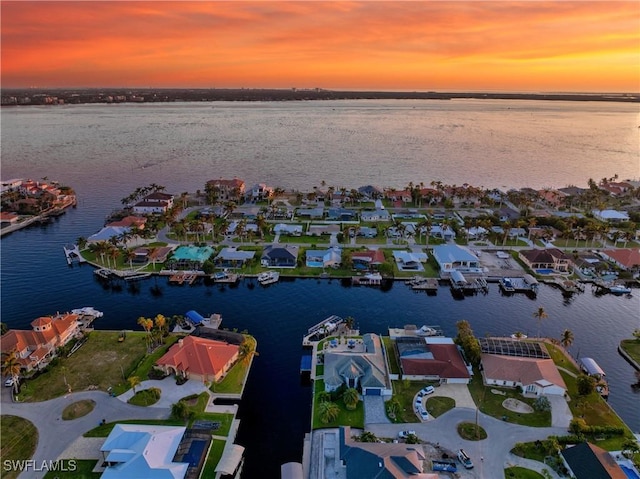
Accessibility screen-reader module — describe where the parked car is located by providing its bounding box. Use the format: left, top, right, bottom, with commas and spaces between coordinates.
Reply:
419, 409, 429, 420
398, 430, 416, 439
457, 449, 474, 469
4, 377, 16, 387
423, 385, 435, 395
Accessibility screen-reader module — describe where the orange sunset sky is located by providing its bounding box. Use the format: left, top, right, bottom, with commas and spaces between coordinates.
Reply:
2, 1, 639, 92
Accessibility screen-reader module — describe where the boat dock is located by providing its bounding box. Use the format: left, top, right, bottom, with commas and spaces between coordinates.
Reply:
169, 272, 200, 285
94, 268, 112, 279
351, 273, 382, 286
63, 244, 86, 265
303, 315, 345, 346
212, 271, 240, 283
497, 275, 539, 295
407, 277, 439, 291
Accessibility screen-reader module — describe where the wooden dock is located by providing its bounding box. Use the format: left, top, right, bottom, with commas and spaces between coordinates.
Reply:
411, 278, 439, 291
169, 272, 199, 285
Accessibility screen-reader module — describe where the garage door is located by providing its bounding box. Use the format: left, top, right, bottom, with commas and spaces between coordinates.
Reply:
365, 389, 381, 396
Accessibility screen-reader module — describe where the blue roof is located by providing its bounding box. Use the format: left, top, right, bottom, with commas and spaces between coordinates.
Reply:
186, 310, 205, 324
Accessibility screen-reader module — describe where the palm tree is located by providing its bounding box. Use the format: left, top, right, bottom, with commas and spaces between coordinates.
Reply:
128, 376, 141, 394
137, 316, 154, 350
124, 249, 136, 270
533, 307, 548, 338
560, 329, 574, 349
344, 316, 355, 332
2, 350, 21, 395
318, 400, 340, 424
238, 337, 259, 365
342, 388, 359, 410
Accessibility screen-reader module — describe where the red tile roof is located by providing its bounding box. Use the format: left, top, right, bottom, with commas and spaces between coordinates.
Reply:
401, 343, 469, 378
602, 248, 640, 269
351, 250, 386, 264
156, 336, 239, 379
481, 354, 566, 390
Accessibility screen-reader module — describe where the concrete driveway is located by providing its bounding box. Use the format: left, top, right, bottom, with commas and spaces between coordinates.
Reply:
1, 389, 170, 479
116, 376, 211, 408
430, 383, 476, 409
367, 408, 567, 479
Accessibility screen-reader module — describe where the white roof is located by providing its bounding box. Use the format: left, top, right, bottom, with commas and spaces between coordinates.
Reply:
215, 444, 245, 475
593, 209, 630, 220
101, 424, 188, 479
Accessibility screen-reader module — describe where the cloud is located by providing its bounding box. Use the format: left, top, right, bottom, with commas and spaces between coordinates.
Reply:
2, 1, 638, 91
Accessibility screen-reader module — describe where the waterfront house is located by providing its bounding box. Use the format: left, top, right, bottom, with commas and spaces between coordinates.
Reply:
106, 215, 147, 230
351, 249, 386, 271
326, 208, 357, 221
132, 192, 174, 214
432, 244, 480, 272
0, 211, 19, 225
600, 248, 640, 273
337, 427, 435, 479
206, 178, 245, 201
495, 207, 520, 222
307, 224, 340, 236
592, 209, 630, 223
480, 353, 566, 396
273, 223, 303, 236
384, 189, 412, 204
323, 333, 392, 397
429, 224, 456, 241
261, 245, 299, 268
155, 335, 239, 383
360, 209, 390, 222
215, 247, 256, 268
100, 424, 189, 479
1, 313, 80, 372
246, 183, 273, 202
560, 442, 627, 479
295, 207, 324, 219
357, 185, 383, 199
397, 337, 470, 384
87, 226, 129, 243
519, 248, 572, 273
392, 250, 426, 271
305, 248, 341, 268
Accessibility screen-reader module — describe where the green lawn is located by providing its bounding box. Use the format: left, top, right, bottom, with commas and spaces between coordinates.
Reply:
382, 337, 400, 374
210, 335, 255, 394
546, 343, 633, 449
42, 460, 100, 479
620, 339, 640, 365
388, 380, 432, 424
425, 396, 455, 417
127, 387, 161, 406
18, 331, 150, 402
62, 399, 96, 420
467, 371, 551, 427
201, 439, 227, 478
504, 466, 545, 479
458, 421, 487, 440
311, 380, 365, 429
0, 416, 38, 479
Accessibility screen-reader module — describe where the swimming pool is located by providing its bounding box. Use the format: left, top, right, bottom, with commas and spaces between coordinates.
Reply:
172, 246, 214, 262
535, 269, 555, 275
622, 464, 640, 479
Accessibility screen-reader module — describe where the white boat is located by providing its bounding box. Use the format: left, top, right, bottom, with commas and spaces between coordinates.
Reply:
609, 284, 632, 295
416, 325, 440, 337
71, 307, 104, 318
258, 271, 280, 285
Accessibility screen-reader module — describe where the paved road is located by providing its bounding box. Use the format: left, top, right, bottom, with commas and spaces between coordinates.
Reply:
367, 407, 567, 479
1, 388, 170, 479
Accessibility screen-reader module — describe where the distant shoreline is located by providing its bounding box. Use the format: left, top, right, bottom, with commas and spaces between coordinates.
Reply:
2, 88, 638, 106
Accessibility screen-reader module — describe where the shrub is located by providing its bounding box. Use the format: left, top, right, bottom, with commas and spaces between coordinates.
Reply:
533, 396, 551, 412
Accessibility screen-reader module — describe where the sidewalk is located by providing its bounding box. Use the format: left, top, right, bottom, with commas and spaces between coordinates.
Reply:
505, 452, 563, 479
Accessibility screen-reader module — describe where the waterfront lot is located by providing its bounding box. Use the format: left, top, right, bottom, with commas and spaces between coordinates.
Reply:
17, 331, 176, 402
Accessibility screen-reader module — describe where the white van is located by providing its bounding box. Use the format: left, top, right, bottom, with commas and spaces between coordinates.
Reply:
457, 449, 473, 469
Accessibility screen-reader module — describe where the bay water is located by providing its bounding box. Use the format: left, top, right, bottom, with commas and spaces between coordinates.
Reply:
1, 99, 639, 477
